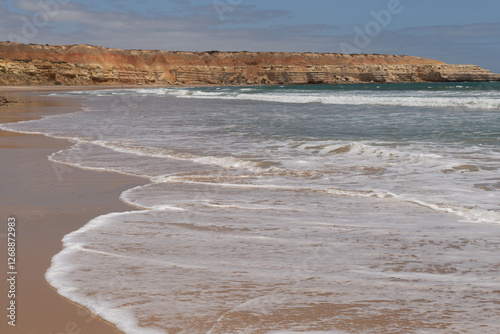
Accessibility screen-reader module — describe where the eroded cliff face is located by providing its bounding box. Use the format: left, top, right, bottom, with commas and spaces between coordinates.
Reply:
0, 42, 498, 86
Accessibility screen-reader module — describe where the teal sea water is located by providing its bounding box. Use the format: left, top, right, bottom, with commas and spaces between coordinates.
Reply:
2, 82, 500, 333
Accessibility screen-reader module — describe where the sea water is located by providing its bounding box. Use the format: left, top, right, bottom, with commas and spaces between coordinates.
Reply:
2, 83, 500, 333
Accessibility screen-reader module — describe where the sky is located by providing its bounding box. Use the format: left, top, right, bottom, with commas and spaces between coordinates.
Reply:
1, 0, 499, 72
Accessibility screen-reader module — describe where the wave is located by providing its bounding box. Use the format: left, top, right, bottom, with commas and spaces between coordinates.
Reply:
45, 212, 177, 334
325, 187, 500, 224
180, 92, 500, 110
46, 137, 499, 225
298, 141, 444, 163
0, 122, 47, 135
134, 88, 500, 110
400, 197, 500, 224
89, 140, 274, 173
45, 138, 278, 180
52, 86, 500, 110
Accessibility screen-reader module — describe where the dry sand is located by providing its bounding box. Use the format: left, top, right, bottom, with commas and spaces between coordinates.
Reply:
0, 89, 146, 334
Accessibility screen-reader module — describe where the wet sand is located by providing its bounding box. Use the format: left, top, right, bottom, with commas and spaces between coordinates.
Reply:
0, 89, 145, 334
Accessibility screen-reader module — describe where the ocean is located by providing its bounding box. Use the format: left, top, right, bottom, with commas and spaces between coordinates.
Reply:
2, 82, 500, 333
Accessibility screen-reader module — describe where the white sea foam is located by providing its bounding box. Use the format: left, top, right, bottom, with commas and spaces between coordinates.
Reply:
52, 85, 500, 110
46, 248, 169, 334
141, 87, 500, 110
88, 140, 272, 173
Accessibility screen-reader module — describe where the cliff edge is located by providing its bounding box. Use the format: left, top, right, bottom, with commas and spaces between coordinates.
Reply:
0, 42, 499, 86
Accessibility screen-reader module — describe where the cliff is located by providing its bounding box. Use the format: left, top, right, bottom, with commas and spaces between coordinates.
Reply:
0, 42, 499, 86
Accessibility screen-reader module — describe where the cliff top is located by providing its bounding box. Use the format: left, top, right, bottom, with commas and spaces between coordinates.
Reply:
0, 42, 446, 68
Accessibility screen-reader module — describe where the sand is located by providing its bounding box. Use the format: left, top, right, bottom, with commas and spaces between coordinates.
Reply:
0, 89, 146, 334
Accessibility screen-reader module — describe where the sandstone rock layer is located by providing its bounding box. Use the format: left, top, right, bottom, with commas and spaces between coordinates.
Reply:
0, 43, 498, 86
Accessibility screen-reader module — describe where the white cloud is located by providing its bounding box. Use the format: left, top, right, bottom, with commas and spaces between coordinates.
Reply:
333, 23, 500, 72
0, 0, 336, 51
0, 1, 498, 72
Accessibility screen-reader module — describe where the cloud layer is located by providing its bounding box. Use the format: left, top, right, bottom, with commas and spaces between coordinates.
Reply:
1, 0, 499, 72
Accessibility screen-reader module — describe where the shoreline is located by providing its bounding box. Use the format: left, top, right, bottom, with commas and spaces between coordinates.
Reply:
0, 89, 146, 334
0, 84, 175, 93
1, 80, 498, 97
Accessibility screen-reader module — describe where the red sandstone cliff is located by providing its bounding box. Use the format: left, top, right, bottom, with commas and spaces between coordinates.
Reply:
0, 42, 498, 86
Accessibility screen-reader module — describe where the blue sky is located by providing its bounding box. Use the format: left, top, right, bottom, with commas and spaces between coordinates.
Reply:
1, 0, 499, 72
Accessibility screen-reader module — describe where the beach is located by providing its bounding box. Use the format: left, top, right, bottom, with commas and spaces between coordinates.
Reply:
0, 88, 143, 334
